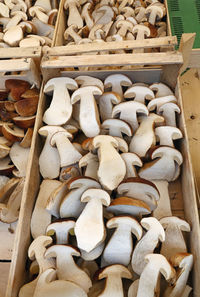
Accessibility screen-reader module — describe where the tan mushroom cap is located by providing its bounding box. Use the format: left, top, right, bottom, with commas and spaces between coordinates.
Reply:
97, 264, 132, 280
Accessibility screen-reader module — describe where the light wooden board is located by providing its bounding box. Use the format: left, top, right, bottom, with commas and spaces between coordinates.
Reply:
0, 222, 17, 261
180, 68, 200, 202
0, 263, 10, 297
0, 47, 41, 59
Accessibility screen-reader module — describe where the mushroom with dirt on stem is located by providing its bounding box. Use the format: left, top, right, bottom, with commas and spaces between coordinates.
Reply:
43, 77, 78, 125
71, 86, 102, 137
45, 245, 92, 292
75, 188, 110, 253
102, 216, 142, 266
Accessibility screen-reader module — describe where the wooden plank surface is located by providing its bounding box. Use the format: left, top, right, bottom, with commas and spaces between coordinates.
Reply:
0, 263, 10, 297
0, 47, 41, 59
180, 68, 200, 202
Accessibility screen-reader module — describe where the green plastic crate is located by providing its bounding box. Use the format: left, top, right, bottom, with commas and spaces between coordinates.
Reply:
167, 0, 200, 48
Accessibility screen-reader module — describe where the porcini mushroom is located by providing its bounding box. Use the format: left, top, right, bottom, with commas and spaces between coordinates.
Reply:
43, 77, 78, 125
71, 86, 102, 137
10, 142, 30, 177
98, 92, 122, 121
75, 188, 110, 252
155, 126, 183, 147
149, 82, 173, 97
158, 102, 181, 127
60, 177, 101, 218
131, 217, 165, 275
64, 0, 83, 29
46, 220, 75, 244
101, 119, 132, 138
102, 216, 142, 266
45, 245, 92, 292
93, 135, 126, 190
79, 152, 99, 180
104, 74, 132, 99
124, 86, 155, 104
121, 153, 143, 178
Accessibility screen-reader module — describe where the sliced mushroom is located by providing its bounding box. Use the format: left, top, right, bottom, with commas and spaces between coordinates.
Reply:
29, 6, 49, 23
80, 241, 105, 261
98, 92, 122, 122
2, 124, 24, 142
31, 179, 62, 238
10, 142, 30, 177
152, 180, 172, 220
101, 119, 132, 138
43, 77, 78, 125
0, 177, 19, 203
95, 264, 132, 297
160, 217, 191, 260
3, 25, 24, 46
158, 102, 181, 127
64, 0, 83, 29
60, 177, 101, 219
124, 86, 155, 104
45, 245, 92, 293
93, 135, 126, 190
129, 113, 164, 157
121, 153, 142, 178
75, 76, 104, 92
149, 83, 173, 98
102, 216, 142, 266
147, 95, 177, 112
155, 126, 183, 147
5, 79, 30, 101
13, 116, 36, 129
112, 101, 149, 132
117, 177, 159, 211
20, 128, 33, 148
104, 74, 132, 99
79, 152, 99, 180
136, 254, 175, 297
75, 188, 110, 252
131, 217, 165, 275
0, 156, 15, 175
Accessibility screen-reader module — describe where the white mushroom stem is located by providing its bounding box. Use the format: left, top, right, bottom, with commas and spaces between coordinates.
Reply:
75, 189, 110, 252
137, 254, 175, 297
152, 180, 172, 220
46, 220, 75, 244
121, 153, 142, 178
131, 217, 165, 275
79, 152, 99, 180
45, 245, 92, 293
65, 0, 83, 29
50, 131, 82, 167
160, 217, 191, 260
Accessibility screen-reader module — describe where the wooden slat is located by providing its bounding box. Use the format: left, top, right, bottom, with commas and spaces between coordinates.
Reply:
0, 58, 32, 72
42, 52, 183, 69
0, 47, 41, 59
44, 36, 178, 56
179, 33, 196, 73
0, 262, 10, 297
188, 49, 200, 68
0, 222, 17, 261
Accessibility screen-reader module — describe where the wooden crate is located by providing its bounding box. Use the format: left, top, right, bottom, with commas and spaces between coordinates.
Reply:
46, 0, 175, 53
6, 34, 200, 297
0, 58, 41, 297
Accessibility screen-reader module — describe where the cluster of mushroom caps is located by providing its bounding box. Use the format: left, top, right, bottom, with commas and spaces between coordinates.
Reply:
19, 74, 193, 297
0, 79, 39, 224
63, 0, 166, 47
0, 0, 58, 47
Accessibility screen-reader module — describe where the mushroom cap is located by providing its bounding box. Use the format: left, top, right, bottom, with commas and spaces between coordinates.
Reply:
11, 10, 27, 20
149, 82, 173, 98
147, 95, 177, 111
97, 264, 132, 280
158, 102, 180, 114
121, 152, 143, 167
155, 126, 183, 145
81, 188, 110, 206
45, 244, 80, 258
160, 216, 190, 232
71, 86, 102, 104
29, 5, 46, 16
44, 77, 78, 94
170, 252, 193, 269
101, 119, 132, 137
50, 131, 73, 146
152, 146, 183, 165
64, 0, 80, 9
79, 152, 98, 168
141, 217, 165, 241
75, 76, 104, 92
132, 24, 150, 36
93, 134, 118, 149
28, 235, 53, 260
46, 220, 75, 239
38, 126, 66, 137
107, 216, 142, 240
112, 101, 149, 119
107, 197, 151, 216
116, 19, 134, 31
68, 176, 101, 190
104, 74, 132, 89
124, 86, 155, 103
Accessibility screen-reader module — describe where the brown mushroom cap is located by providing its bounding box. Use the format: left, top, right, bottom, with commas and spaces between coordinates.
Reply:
2, 124, 24, 142
0, 89, 9, 100
13, 115, 36, 129
5, 79, 31, 101
14, 97, 38, 117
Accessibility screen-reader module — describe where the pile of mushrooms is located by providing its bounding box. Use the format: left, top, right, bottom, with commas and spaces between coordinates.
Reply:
0, 0, 59, 47
0, 79, 39, 224
19, 75, 193, 297
63, 0, 167, 49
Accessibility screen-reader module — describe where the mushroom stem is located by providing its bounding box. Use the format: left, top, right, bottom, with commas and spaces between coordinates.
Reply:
152, 180, 172, 220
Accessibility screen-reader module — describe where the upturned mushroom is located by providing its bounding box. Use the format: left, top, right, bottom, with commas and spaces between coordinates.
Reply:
60, 177, 101, 218
45, 245, 92, 292
43, 77, 78, 125
129, 113, 164, 157
155, 126, 183, 147
50, 131, 82, 167
164, 253, 193, 297
93, 135, 126, 190
79, 152, 99, 180
38, 126, 65, 179
98, 92, 122, 121
160, 216, 191, 260
139, 146, 183, 182
136, 254, 176, 297
102, 216, 142, 266
64, 0, 83, 28
112, 101, 149, 132
95, 264, 132, 297
71, 86, 102, 137
33, 268, 87, 297
46, 220, 75, 244
31, 179, 62, 238
104, 74, 132, 99
107, 197, 151, 218
158, 102, 181, 127
124, 86, 155, 104
131, 217, 165, 275
117, 177, 160, 211
101, 119, 132, 138
75, 189, 110, 252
